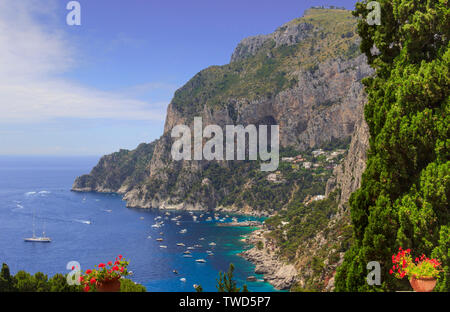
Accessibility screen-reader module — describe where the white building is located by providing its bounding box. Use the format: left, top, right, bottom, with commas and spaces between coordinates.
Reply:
266, 173, 278, 182
312, 149, 325, 157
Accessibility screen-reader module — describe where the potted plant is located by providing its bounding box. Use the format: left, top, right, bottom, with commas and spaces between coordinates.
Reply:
390, 247, 441, 292
80, 255, 130, 292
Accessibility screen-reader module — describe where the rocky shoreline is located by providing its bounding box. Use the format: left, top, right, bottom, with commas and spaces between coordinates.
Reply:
238, 228, 298, 290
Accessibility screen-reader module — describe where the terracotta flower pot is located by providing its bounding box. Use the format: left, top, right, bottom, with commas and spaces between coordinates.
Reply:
409, 276, 437, 292
97, 277, 121, 292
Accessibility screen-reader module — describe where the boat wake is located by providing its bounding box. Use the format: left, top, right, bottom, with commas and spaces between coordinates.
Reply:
24, 190, 51, 197
74, 219, 91, 225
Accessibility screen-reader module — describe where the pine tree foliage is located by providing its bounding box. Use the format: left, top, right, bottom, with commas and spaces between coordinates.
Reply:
335, 0, 449, 291
216, 264, 249, 292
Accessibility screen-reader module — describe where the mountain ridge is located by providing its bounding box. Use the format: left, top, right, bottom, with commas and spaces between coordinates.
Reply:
73, 9, 372, 217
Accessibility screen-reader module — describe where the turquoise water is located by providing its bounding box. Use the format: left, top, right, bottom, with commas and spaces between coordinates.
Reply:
0, 156, 278, 292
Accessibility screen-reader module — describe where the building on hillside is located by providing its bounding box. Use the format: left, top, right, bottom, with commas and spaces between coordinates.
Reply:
312, 149, 325, 157
304, 194, 326, 206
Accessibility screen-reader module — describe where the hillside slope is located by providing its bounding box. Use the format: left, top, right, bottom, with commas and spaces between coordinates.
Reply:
73, 9, 373, 216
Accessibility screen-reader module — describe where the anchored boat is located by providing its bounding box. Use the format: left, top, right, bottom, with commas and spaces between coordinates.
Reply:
24, 205, 51, 243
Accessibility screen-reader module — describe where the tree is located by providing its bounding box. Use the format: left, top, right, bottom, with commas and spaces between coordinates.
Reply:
0, 263, 15, 292
335, 0, 449, 291
119, 278, 147, 292
216, 264, 249, 292
48, 274, 81, 292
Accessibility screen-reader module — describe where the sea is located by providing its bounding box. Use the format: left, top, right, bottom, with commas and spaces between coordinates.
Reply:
0, 155, 278, 292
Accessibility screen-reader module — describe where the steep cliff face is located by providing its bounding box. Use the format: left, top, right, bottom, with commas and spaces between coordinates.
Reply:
325, 97, 370, 209
72, 9, 372, 214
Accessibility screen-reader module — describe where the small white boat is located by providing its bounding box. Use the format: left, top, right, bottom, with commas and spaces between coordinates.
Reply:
195, 259, 207, 263
24, 236, 51, 243
183, 255, 192, 258
176, 222, 181, 226
199, 237, 205, 240
177, 243, 185, 247
159, 245, 167, 248
183, 251, 191, 254
209, 242, 216, 246
194, 244, 202, 248
140, 217, 144, 220
179, 229, 187, 234
180, 278, 186, 282
187, 247, 194, 250
156, 238, 163, 241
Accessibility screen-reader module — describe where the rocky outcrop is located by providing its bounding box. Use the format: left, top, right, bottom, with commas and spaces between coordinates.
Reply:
231, 22, 314, 62
72, 142, 155, 194
325, 84, 371, 209
239, 229, 299, 290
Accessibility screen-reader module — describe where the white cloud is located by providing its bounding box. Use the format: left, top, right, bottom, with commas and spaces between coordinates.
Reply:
0, 0, 168, 123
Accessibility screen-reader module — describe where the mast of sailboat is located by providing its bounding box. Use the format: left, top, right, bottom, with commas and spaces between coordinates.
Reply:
32, 205, 36, 238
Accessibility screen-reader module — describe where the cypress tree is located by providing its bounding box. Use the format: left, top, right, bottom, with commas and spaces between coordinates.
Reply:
335, 0, 449, 291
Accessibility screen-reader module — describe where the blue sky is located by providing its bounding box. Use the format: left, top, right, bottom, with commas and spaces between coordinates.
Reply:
0, 0, 358, 156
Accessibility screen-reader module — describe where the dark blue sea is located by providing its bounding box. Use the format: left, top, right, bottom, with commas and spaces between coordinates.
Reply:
0, 156, 278, 292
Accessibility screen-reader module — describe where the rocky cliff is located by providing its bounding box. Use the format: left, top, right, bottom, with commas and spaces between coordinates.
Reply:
73, 9, 372, 215
325, 95, 370, 210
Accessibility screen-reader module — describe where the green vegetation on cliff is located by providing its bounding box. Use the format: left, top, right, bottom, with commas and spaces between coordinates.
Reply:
178, 145, 346, 213
335, 0, 449, 292
172, 9, 360, 117
73, 141, 156, 193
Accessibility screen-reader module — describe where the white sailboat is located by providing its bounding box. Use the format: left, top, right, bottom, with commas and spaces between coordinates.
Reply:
24, 206, 51, 243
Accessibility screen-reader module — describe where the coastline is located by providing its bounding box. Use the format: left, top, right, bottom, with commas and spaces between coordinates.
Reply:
238, 227, 298, 290
72, 188, 272, 217
72, 188, 291, 290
